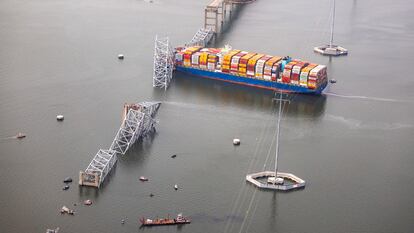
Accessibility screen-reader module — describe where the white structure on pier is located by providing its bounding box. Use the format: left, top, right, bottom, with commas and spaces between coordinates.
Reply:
79, 101, 161, 188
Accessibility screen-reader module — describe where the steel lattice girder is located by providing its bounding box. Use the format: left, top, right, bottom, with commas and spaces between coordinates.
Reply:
153, 36, 174, 90
187, 28, 213, 47
81, 102, 161, 187
85, 149, 117, 186
109, 109, 145, 155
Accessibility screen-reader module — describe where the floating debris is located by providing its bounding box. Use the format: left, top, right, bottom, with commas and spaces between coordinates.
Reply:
60, 206, 74, 215
118, 54, 124, 60
46, 227, 59, 233
233, 138, 240, 145
330, 79, 337, 84
171, 154, 177, 158
121, 219, 125, 224
63, 177, 72, 183
83, 199, 92, 206
139, 176, 149, 182
62, 185, 69, 191
149, 193, 154, 197
56, 115, 64, 121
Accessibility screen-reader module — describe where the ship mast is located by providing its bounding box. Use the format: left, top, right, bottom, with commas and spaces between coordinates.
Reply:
274, 93, 283, 178
329, 0, 336, 48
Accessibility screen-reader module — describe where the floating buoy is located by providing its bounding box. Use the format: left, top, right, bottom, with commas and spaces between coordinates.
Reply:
118, 54, 124, 60
174, 184, 178, 190
57, 115, 64, 121
233, 139, 240, 145
330, 79, 337, 84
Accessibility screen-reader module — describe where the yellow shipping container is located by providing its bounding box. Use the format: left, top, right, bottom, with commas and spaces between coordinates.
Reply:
184, 46, 202, 55
247, 54, 264, 66
223, 50, 241, 63
265, 56, 282, 67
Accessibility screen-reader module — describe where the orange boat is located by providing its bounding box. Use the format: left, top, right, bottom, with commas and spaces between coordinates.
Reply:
140, 213, 191, 226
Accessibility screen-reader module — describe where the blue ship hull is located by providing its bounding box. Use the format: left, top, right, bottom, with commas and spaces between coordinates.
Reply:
175, 66, 327, 95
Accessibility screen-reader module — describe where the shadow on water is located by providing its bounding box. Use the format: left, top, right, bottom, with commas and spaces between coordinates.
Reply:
118, 130, 158, 168
156, 72, 327, 119
78, 182, 102, 198
214, 4, 248, 47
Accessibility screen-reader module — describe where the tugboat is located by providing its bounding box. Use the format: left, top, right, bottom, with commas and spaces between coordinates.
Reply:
140, 213, 191, 226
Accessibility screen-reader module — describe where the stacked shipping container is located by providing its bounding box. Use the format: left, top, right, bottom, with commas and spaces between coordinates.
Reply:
221, 50, 240, 73
176, 47, 327, 90
246, 54, 264, 77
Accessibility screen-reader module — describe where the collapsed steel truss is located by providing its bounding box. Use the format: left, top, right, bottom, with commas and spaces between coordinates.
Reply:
152, 36, 174, 90
80, 102, 161, 188
187, 28, 214, 47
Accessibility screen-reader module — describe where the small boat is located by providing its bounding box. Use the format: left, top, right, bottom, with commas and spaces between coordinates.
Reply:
233, 138, 240, 145
171, 154, 177, 158
16, 133, 26, 139
140, 213, 191, 226
56, 115, 64, 121
174, 184, 178, 190
139, 176, 149, 182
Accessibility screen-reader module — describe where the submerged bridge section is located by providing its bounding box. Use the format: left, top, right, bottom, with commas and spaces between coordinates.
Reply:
79, 101, 161, 188
187, 28, 214, 47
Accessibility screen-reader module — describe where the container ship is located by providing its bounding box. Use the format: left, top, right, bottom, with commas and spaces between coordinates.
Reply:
174, 46, 328, 95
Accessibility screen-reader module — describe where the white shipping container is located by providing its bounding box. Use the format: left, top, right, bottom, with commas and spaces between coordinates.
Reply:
299, 72, 309, 87
175, 53, 183, 62
255, 60, 265, 78
191, 53, 200, 65
256, 65, 265, 79
231, 56, 241, 66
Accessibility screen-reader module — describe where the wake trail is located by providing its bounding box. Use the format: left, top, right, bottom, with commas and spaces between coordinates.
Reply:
324, 92, 411, 103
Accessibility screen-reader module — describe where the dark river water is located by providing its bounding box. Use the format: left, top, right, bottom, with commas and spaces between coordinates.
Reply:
1, 0, 414, 232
